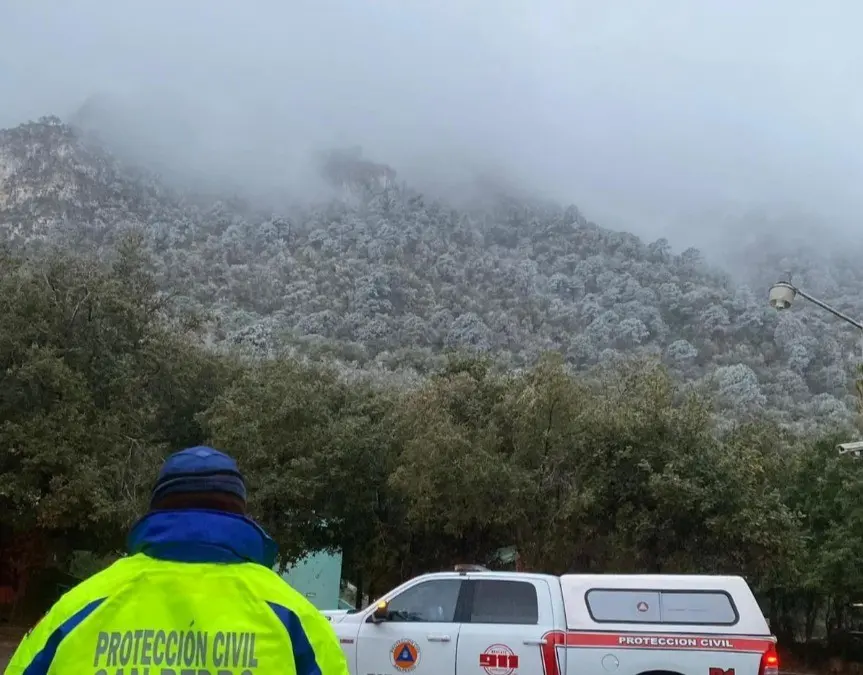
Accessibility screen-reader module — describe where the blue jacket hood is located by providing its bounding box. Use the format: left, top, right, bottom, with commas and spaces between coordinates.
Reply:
127, 509, 278, 567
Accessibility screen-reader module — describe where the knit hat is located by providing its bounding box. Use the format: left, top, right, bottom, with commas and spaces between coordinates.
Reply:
150, 446, 247, 509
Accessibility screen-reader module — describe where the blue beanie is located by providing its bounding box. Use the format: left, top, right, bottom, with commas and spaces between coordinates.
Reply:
150, 446, 247, 508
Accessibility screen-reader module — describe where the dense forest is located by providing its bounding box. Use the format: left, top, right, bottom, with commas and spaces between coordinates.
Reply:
3, 117, 863, 660
4, 118, 863, 436
1, 241, 862, 650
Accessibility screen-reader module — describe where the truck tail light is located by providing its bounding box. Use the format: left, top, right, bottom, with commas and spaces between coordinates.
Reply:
759, 642, 779, 675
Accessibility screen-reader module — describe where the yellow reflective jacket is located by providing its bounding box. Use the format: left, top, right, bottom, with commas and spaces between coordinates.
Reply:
4, 510, 348, 675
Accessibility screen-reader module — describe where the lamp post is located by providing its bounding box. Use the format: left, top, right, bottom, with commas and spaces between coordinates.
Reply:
769, 281, 863, 454
837, 441, 863, 457
768, 281, 863, 331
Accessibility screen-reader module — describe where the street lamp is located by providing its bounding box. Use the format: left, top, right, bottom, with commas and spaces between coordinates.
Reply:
837, 441, 863, 457
768, 281, 863, 331
770, 281, 863, 455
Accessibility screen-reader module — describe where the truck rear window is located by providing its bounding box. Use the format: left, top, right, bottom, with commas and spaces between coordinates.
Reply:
585, 589, 738, 625
469, 580, 539, 625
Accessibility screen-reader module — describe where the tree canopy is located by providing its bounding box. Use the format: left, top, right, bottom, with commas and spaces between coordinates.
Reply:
5, 119, 863, 438
2, 241, 863, 648
6, 120, 863, 655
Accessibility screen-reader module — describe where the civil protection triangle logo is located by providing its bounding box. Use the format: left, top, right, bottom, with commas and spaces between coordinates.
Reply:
391, 639, 421, 671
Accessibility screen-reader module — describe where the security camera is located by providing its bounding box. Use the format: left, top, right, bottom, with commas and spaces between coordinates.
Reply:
768, 282, 796, 310
837, 441, 863, 456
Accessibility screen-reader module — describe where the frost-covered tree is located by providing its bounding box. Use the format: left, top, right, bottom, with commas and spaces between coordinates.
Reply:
4, 117, 863, 428
712, 363, 766, 412
666, 339, 698, 363
445, 313, 492, 352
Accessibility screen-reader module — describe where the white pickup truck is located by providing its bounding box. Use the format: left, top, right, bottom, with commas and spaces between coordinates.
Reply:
322, 568, 779, 675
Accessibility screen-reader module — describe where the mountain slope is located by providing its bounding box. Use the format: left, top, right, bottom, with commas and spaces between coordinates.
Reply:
1, 117, 860, 432
0, 116, 172, 243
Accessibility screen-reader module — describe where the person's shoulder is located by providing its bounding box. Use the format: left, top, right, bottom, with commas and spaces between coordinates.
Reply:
55, 555, 145, 611
26, 555, 144, 638
241, 564, 322, 615
237, 566, 349, 673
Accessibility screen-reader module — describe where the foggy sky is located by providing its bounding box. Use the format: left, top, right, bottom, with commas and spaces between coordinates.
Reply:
2, 0, 862, 245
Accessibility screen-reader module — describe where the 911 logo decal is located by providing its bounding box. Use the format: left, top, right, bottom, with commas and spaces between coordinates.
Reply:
480, 644, 519, 675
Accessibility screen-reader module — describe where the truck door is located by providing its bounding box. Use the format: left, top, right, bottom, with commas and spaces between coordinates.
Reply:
355, 577, 467, 675
456, 577, 555, 675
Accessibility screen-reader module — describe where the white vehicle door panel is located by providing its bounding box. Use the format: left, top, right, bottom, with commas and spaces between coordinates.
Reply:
355, 578, 464, 675
456, 577, 555, 675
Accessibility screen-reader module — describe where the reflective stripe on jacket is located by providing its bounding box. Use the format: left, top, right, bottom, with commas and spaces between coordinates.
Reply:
4, 509, 348, 675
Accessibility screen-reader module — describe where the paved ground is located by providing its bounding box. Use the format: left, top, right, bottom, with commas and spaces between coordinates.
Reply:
0, 643, 13, 671
0, 635, 828, 675
0, 627, 21, 671
0, 654, 826, 674
0, 657, 831, 674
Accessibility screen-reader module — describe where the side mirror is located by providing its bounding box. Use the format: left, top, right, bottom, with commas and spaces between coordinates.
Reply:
371, 600, 389, 622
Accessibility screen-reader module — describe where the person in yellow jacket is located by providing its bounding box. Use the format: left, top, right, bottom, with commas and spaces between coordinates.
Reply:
4, 446, 349, 675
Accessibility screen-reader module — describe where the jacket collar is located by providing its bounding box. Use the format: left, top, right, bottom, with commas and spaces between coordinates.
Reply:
127, 509, 277, 567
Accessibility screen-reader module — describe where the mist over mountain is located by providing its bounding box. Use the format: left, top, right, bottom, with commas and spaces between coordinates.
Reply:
6, 2, 863, 238
2, 116, 863, 438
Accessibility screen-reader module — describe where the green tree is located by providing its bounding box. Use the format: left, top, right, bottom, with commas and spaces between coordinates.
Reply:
779, 433, 863, 640
386, 355, 517, 576
202, 357, 401, 591
0, 240, 233, 561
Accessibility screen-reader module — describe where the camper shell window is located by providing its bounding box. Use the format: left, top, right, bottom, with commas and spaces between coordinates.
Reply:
585, 589, 739, 626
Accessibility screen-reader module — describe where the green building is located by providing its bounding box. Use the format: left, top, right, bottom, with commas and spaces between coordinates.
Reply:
277, 545, 519, 611
279, 550, 345, 611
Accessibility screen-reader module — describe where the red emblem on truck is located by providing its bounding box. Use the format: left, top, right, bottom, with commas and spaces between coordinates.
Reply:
710, 669, 735, 675
480, 643, 519, 675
